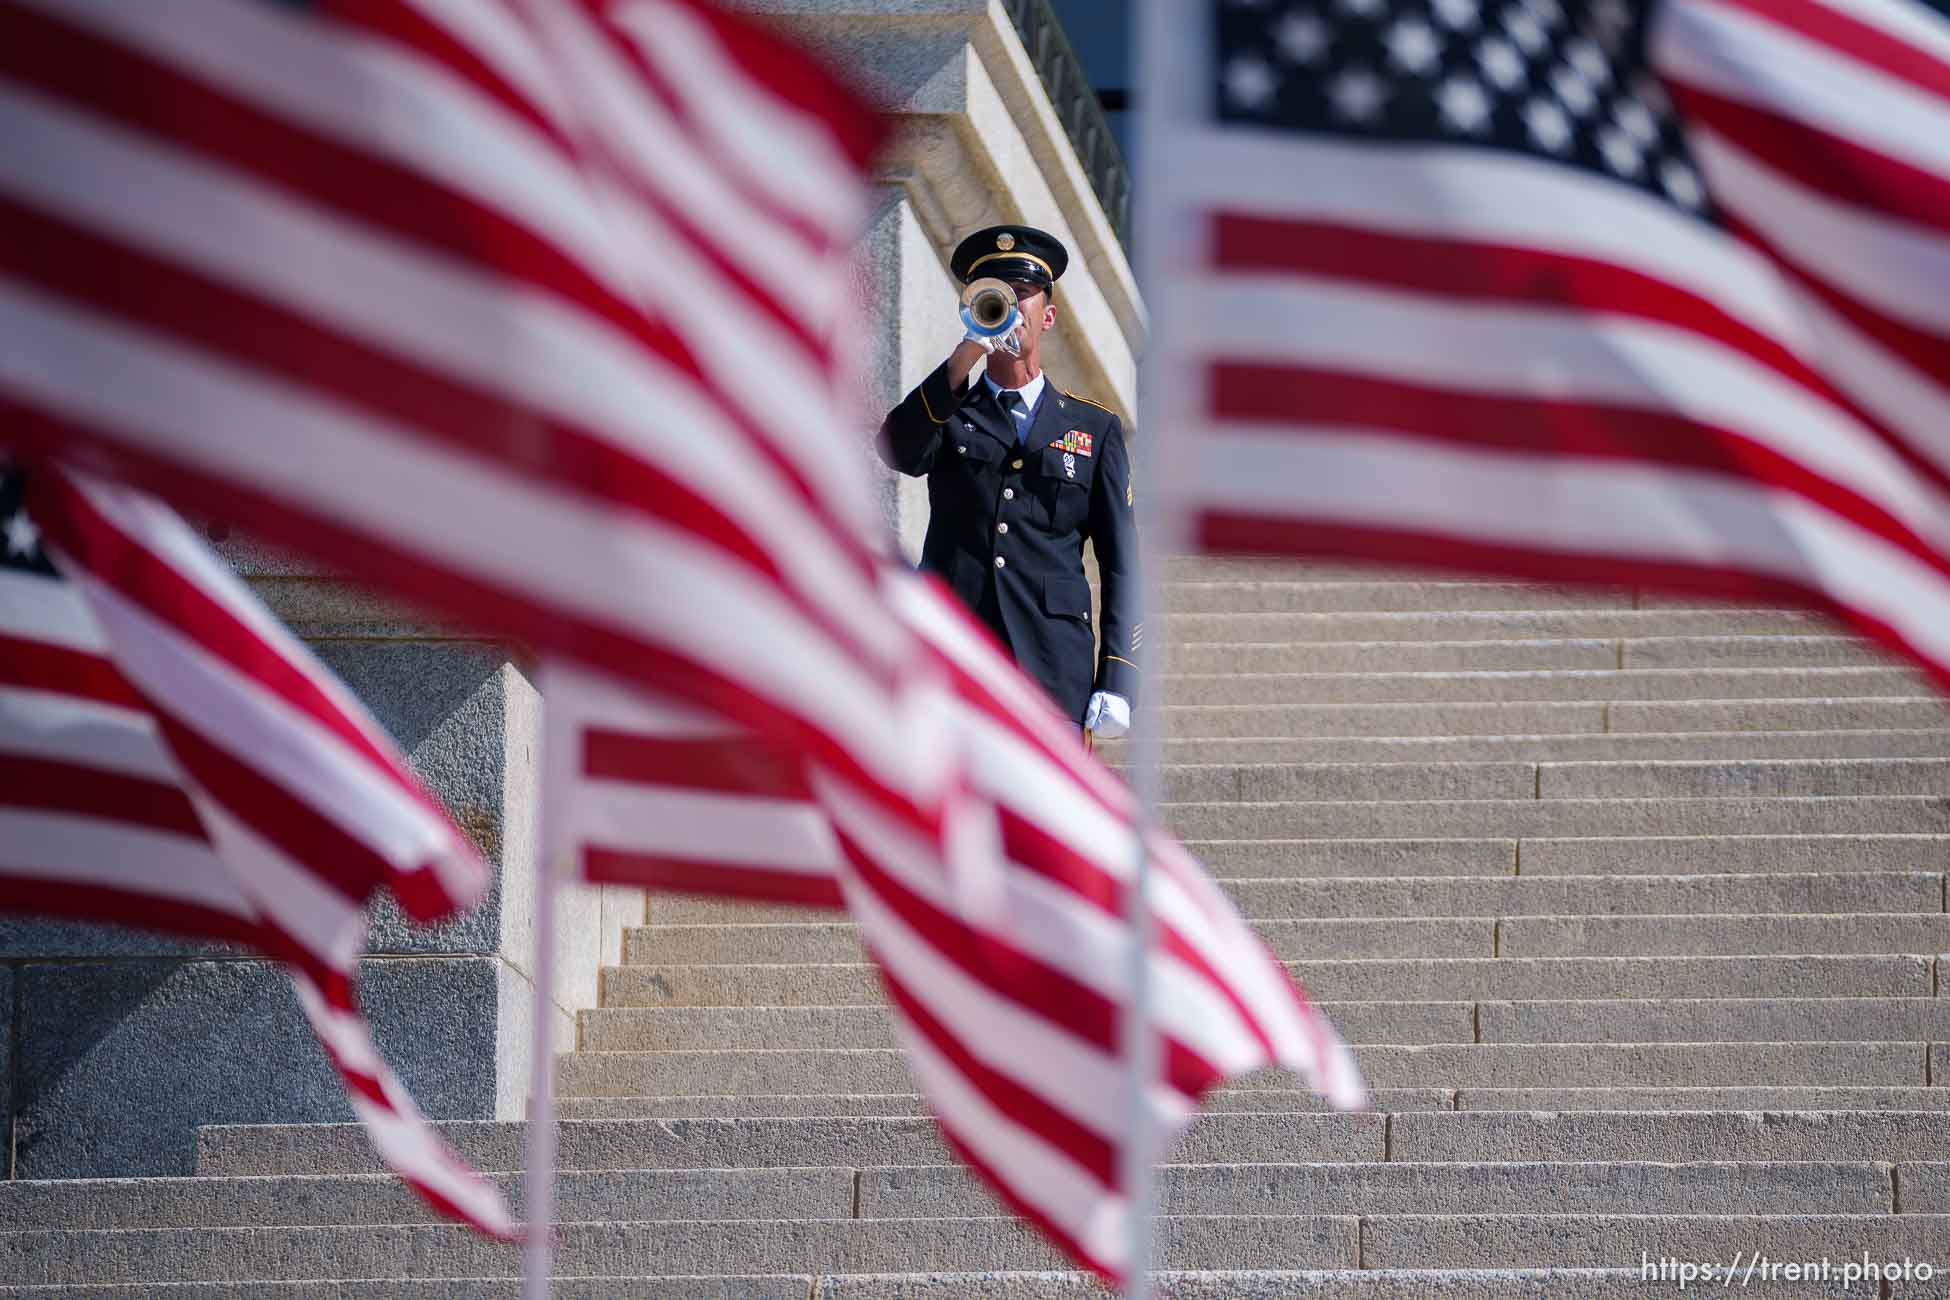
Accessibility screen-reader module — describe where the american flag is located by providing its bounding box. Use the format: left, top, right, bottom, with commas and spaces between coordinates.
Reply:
0, 464, 511, 1237
542, 658, 845, 907
0, 0, 951, 823
1146, 0, 1950, 685
546, 569, 1366, 1282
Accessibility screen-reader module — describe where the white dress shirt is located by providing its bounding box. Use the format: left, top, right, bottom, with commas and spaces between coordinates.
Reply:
983, 369, 1047, 444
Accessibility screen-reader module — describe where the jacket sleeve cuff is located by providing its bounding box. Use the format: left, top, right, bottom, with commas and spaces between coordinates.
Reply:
1095, 654, 1139, 704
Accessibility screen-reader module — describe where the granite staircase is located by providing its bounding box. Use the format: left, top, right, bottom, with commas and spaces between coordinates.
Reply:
6, 559, 1950, 1297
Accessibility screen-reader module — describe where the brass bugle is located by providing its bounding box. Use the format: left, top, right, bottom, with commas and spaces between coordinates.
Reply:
959, 277, 1018, 334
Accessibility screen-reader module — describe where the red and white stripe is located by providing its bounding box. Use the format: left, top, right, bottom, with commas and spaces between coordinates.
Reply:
0, 535, 260, 944
30, 470, 488, 925
1655, 0, 1950, 491
0, 466, 511, 1237
1147, 0, 1950, 689
544, 569, 1365, 1282
0, 0, 948, 819
543, 660, 845, 908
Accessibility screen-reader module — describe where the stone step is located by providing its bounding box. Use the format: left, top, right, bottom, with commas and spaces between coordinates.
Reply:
647, 871, 1940, 927
0, 1168, 854, 1231
1513, 834, 1950, 876
575, 1001, 1478, 1052
1171, 639, 1620, 674
1189, 834, 1946, 879
553, 1040, 1924, 1098
555, 1048, 925, 1098
1154, 568, 1899, 619
603, 955, 1930, 1009
1179, 837, 1527, 880
1500, 912, 1950, 958
1290, 955, 1933, 1002
1102, 728, 1950, 764
0, 1216, 1361, 1284
1067, 838, 1542, 882
1638, 592, 1831, 610
1162, 558, 1456, 582
829, 1270, 1922, 1300
1362, 1042, 1928, 1089
1142, 762, 1542, 803
1614, 698, 1950, 732
1164, 581, 1634, 613
1360, 1214, 1950, 1270
1452, 1087, 1950, 1111
11, 1216, 1950, 1283
1318, 871, 1937, 917
628, 915, 1502, 965
0, 1283, 810, 1300
1163, 609, 1839, 643
556, 1094, 937, 1120
1163, 700, 1612, 738
196, 1117, 954, 1178
552, 1088, 1455, 1121
1475, 997, 1950, 1044
1118, 757, 1950, 803
194, 1102, 1950, 1181
1390, 1109, 1950, 1162
550, 1084, 1950, 1119
631, 909, 1950, 966
604, 963, 887, 1008
1168, 636, 1893, 674
865, 1160, 1894, 1218
1160, 667, 1926, 706
1624, 636, 1898, 669
0, 1271, 1875, 1300
1161, 795, 1950, 839
630, 922, 871, 966
1540, 758, 1950, 798
1161, 699, 1950, 737
196, 1113, 1388, 1178
24, 1160, 1891, 1233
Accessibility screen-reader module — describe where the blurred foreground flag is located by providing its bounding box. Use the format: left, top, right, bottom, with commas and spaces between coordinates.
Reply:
0, 0, 947, 813
0, 464, 510, 1236
542, 568, 1367, 1282
544, 659, 847, 907
1146, 0, 1950, 688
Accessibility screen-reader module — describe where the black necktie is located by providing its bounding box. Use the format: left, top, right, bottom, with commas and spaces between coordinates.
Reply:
998, 390, 1025, 446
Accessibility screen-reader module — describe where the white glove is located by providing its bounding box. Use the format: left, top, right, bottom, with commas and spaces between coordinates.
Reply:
1083, 690, 1131, 740
962, 311, 1023, 357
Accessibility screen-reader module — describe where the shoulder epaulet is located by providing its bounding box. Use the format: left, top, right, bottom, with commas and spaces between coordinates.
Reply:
1059, 389, 1119, 416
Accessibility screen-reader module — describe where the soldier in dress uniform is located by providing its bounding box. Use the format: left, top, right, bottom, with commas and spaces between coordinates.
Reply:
877, 224, 1138, 740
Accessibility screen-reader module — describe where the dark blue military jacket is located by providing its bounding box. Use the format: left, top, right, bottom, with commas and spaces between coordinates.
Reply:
878, 360, 1139, 724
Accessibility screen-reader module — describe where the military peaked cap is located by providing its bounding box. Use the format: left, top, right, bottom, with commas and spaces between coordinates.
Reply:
950, 225, 1069, 289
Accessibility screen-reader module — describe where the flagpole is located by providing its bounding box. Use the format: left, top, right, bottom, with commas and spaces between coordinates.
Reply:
1124, 1, 1198, 1295
1119, 679, 1161, 1300
521, 850, 563, 1299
